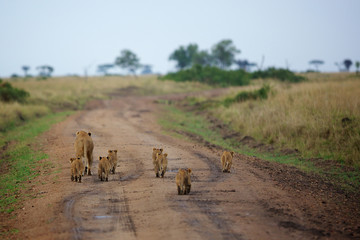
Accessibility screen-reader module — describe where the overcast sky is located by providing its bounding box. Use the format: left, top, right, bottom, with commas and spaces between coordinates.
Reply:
0, 0, 359, 77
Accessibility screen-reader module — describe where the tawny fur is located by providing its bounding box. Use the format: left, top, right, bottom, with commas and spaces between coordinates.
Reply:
70, 157, 85, 183
107, 150, 118, 174
98, 156, 111, 181
152, 148, 163, 177
221, 151, 234, 173
175, 168, 192, 195
74, 131, 94, 175
155, 153, 168, 178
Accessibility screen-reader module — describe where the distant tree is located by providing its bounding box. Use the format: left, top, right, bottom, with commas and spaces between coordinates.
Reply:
234, 59, 257, 72
141, 64, 153, 75
36, 65, 54, 77
169, 43, 199, 69
22, 66, 30, 77
343, 59, 353, 72
115, 49, 141, 76
97, 64, 114, 76
211, 39, 240, 69
193, 50, 214, 66
308, 60, 324, 72
11, 74, 19, 78
356, 61, 360, 75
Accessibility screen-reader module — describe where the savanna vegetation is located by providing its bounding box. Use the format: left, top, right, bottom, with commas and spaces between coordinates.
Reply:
157, 72, 360, 191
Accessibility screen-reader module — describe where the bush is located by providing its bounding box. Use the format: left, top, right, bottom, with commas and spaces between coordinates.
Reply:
251, 67, 306, 83
0, 79, 30, 103
223, 84, 271, 106
161, 65, 250, 86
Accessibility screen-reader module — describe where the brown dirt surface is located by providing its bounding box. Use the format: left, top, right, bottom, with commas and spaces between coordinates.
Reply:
2, 92, 360, 240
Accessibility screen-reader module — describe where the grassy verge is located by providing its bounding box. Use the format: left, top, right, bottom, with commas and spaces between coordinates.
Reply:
0, 111, 73, 214
158, 103, 360, 192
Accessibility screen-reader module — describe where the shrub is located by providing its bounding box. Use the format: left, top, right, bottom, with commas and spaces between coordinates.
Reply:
161, 64, 250, 86
223, 84, 271, 106
251, 67, 306, 83
0, 79, 30, 103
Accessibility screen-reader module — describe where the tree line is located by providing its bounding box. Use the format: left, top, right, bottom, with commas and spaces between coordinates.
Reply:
10, 39, 359, 78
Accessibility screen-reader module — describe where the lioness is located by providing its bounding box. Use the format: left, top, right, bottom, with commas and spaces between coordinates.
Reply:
98, 156, 111, 181
74, 131, 94, 175
221, 151, 234, 173
70, 157, 84, 183
155, 153, 168, 178
176, 168, 192, 195
107, 150, 118, 174
152, 148, 163, 177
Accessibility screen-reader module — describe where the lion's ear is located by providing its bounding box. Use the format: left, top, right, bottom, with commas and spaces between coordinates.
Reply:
114, 150, 117, 153
69, 158, 74, 163
107, 156, 109, 160
108, 150, 112, 153
76, 131, 80, 135
88, 132, 91, 136
188, 168, 192, 174
153, 148, 156, 151
160, 148, 163, 152
230, 151, 234, 156
99, 157, 102, 160
164, 153, 168, 157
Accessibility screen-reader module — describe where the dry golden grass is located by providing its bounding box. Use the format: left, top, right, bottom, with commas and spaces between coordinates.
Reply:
215, 74, 360, 166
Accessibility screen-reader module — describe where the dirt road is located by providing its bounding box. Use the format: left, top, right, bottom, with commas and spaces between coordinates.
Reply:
12, 94, 359, 240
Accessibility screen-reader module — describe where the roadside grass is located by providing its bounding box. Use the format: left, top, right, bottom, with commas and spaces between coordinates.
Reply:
0, 111, 72, 214
215, 78, 360, 167
157, 92, 360, 192
158, 104, 318, 171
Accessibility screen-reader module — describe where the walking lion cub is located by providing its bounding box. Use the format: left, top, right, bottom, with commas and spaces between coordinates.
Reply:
176, 168, 192, 195
70, 157, 84, 183
98, 156, 111, 181
155, 153, 168, 178
107, 150, 118, 174
152, 148, 163, 177
221, 151, 234, 173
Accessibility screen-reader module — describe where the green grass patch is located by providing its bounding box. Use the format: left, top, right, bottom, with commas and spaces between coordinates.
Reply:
0, 111, 73, 213
157, 104, 360, 192
223, 84, 271, 107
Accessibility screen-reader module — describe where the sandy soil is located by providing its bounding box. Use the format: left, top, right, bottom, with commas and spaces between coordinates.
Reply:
4, 93, 360, 240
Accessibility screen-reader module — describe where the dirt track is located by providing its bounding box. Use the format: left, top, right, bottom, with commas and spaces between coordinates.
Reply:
12, 94, 360, 240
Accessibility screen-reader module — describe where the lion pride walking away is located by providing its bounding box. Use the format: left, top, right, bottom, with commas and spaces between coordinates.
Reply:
221, 151, 234, 173
69, 157, 84, 183
74, 131, 94, 175
175, 168, 192, 195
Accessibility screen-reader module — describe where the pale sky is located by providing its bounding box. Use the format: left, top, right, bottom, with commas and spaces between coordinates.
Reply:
0, 0, 359, 77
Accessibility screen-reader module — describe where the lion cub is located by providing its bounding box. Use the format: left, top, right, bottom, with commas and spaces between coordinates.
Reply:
155, 153, 168, 178
176, 168, 192, 195
152, 148, 163, 177
98, 156, 111, 181
221, 151, 234, 173
70, 157, 84, 183
107, 150, 118, 174
74, 131, 94, 175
